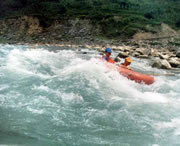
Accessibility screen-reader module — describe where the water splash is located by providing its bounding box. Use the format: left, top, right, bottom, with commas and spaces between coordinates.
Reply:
0, 44, 180, 146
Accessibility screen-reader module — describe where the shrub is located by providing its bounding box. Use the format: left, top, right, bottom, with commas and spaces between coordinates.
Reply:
176, 18, 180, 28
144, 12, 154, 19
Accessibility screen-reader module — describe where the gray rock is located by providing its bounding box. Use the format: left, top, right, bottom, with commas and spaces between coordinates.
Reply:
135, 48, 144, 55
151, 50, 160, 57
117, 51, 129, 58
135, 48, 151, 55
159, 53, 170, 60
114, 57, 122, 62
176, 51, 180, 58
152, 59, 171, 69
137, 55, 149, 59
169, 53, 176, 58
132, 52, 140, 57
168, 58, 180, 68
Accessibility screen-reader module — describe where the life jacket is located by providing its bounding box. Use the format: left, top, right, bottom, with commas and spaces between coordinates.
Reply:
102, 56, 115, 64
120, 63, 131, 70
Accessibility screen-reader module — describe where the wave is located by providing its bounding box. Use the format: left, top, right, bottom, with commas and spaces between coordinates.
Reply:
0, 44, 180, 145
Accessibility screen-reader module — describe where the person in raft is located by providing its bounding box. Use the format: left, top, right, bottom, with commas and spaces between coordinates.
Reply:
102, 48, 115, 64
121, 57, 132, 70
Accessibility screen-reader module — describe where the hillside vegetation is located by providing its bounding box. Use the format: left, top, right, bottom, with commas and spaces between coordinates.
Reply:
0, 0, 180, 39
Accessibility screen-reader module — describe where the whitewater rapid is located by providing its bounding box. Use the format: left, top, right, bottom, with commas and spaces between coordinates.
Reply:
0, 44, 180, 146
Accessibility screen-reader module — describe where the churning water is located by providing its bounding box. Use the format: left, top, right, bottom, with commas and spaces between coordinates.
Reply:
0, 44, 180, 146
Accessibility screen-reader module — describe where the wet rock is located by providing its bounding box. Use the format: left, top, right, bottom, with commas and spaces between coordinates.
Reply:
135, 48, 151, 56
132, 52, 141, 57
150, 49, 160, 57
135, 48, 144, 55
176, 51, 180, 58
82, 52, 87, 54
168, 57, 180, 68
169, 53, 176, 58
113, 46, 125, 51
114, 57, 122, 62
117, 51, 129, 58
123, 46, 132, 52
152, 59, 171, 69
159, 53, 170, 60
137, 55, 149, 59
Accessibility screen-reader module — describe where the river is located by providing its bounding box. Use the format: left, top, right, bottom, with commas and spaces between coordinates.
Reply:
0, 44, 180, 146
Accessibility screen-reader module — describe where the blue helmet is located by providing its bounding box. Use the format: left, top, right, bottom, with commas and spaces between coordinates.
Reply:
105, 48, 112, 54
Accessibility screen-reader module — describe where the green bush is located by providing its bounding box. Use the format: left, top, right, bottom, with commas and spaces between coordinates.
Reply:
0, 0, 179, 38
176, 18, 180, 28
40, 2, 66, 16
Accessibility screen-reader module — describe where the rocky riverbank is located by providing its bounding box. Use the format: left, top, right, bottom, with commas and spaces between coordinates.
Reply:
0, 16, 180, 70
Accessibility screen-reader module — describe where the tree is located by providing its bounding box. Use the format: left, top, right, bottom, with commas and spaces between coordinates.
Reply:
176, 18, 180, 28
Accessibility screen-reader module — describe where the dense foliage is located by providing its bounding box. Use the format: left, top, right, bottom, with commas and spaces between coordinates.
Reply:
0, 0, 180, 38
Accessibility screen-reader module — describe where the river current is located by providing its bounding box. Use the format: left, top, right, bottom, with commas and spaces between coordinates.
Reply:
0, 44, 180, 146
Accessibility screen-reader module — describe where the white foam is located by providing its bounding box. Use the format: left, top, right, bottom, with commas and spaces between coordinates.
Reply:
60, 58, 170, 106
154, 118, 180, 129
5, 48, 179, 107
2, 45, 180, 144
175, 128, 180, 136
61, 92, 84, 103
6, 49, 57, 78
152, 144, 159, 146
33, 85, 50, 92
2, 47, 180, 104
26, 106, 44, 114
0, 84, 9, 91
138, 92, 168, 103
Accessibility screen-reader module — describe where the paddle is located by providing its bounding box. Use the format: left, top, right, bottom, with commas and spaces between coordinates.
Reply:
148, 73, 175, 76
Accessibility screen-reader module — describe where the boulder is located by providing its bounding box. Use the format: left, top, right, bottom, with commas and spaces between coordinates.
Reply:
116, 51, 129, 58
152, 59, 171, 69
132, 52, 140, 57
135, 49, 144, 55
170, 54, 176, 58
135, 48, 150, 55
161, 60, 171, 69
168, 58, 180, 68
124, 46, 132, 52
114, 46, 125, 51
137, 55, 149, 59
176, 51, 180, 58
114, 57, 122, 62
159, 53, 170, 60
150, 49, 159, 57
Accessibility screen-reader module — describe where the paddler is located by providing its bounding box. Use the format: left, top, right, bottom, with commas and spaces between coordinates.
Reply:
102, 48, 115, 64
121, 57, 132, 69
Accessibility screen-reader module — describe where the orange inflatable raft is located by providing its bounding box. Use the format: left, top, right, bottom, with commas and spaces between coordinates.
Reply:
104, 63, 155, 85
102, 59, 154, 85
117, 66, 155, 85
